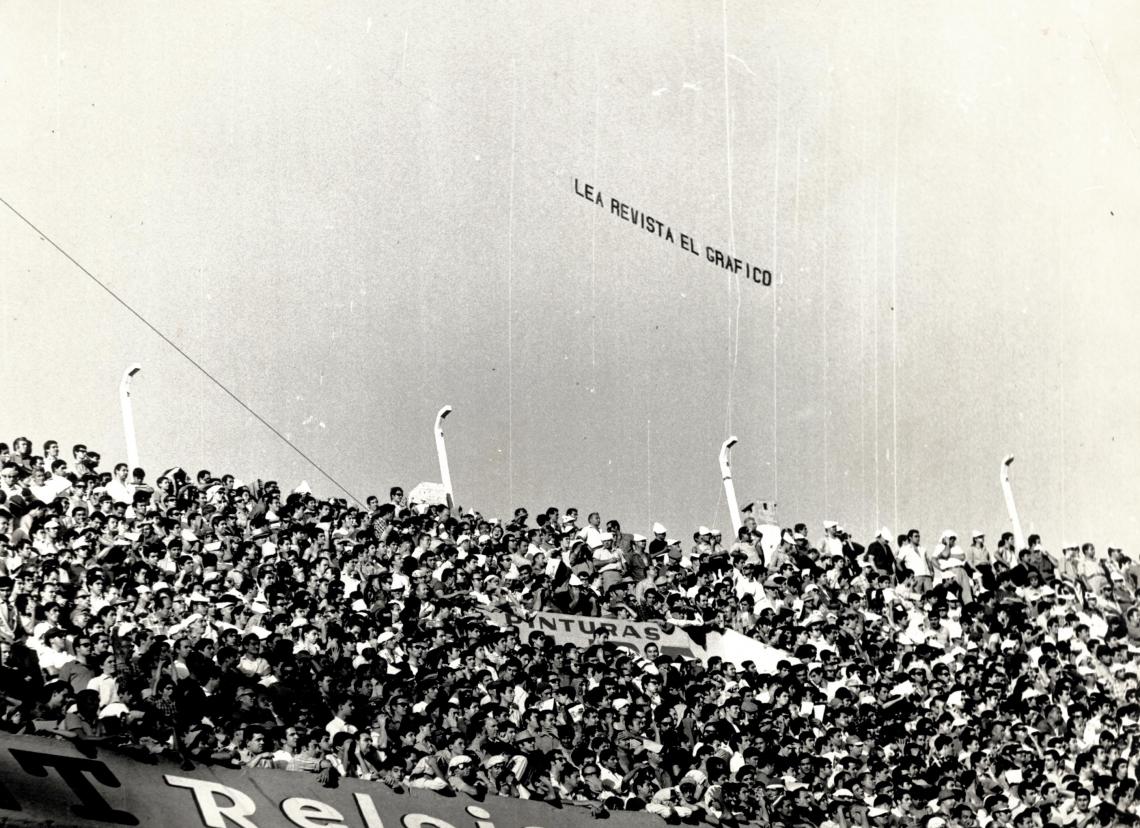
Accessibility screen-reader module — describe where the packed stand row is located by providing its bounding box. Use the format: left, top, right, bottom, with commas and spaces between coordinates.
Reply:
1, 436, 1139, 828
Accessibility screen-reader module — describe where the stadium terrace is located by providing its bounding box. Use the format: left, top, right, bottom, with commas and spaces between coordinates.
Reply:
0, 435, 1138, 828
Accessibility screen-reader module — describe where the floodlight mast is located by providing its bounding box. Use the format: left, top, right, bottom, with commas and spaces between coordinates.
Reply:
1001, 454, 1026, 551
435, 406, 454, 510
120, 364, 142, 470
720, 436, 743, 536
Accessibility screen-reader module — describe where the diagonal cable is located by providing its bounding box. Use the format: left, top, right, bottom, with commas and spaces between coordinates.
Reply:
0, 194, 363, 506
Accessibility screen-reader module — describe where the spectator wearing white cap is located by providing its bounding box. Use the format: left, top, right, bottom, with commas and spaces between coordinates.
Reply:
964, 530, 996, 591
866, 527, 900, 582
933, 531, 974, 604
692, 527, 714, 559
816, 520, 841, 557
624, 532, 650, 583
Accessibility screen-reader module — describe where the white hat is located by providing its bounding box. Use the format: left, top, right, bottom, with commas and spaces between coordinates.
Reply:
941, 530, 957, 541
568, 574, 584, 587
652, 522, 667, 535
375, 630, 396, 644
972, 530, 985, 539
632, 534, 647, 543
876, 527, 891, 539
698, 526, 711, 536
448, 755, 473, 772
823, 520, 838, 529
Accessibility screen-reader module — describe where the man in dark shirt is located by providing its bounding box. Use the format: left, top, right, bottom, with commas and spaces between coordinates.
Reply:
58, 635, 97, 694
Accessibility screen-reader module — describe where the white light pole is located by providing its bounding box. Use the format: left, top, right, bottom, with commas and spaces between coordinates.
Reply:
120, 363, 142, 470
1001, 454, 1026, 551
720, 436, 743, 536
434, 405, 454, 509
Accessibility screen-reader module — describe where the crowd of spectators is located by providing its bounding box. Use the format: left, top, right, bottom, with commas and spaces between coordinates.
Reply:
2, 434, 1140, 828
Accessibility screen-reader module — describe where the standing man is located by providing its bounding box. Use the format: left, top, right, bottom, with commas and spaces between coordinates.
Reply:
42, 441, 61, 466
1074, 542, 1109, 595
625, 533, 649, 583
964, 531, 995, 592
899, 529, 932, 594
387, 486, 406, 513
72, 445, 92, 478
867, 528, 899, 582
819, 521, 843, 558
0, 577, 17, 644
105, 464, 136, 506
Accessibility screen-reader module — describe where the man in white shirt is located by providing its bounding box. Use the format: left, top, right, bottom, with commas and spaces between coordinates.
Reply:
104, 463, 136, 505
37, 628, 73, 677
819, 521, 844, 558
899, 529, 933, 594
326, 697, 358, 738
0, 464, 23, 500
592, 533, 623, 592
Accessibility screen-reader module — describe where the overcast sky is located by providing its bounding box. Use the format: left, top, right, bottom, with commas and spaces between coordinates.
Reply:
3, 1, 1138, 552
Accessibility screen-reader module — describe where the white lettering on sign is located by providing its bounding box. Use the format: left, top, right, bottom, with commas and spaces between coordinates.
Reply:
164, 775, 258, 828
281, 797, 347, 828
464, 804, 495, 828
402, 814, 458, 828
353, 793, 386, 828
